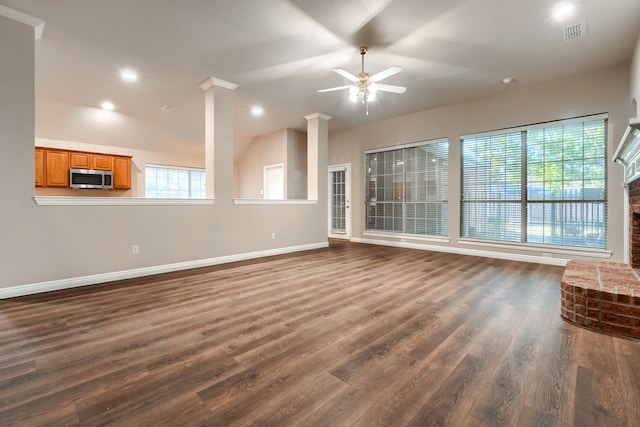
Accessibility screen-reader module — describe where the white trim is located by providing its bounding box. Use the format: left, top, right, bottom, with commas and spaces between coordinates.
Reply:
328, 163, 352, 240
364, 137, 448, 154
304, 113, 332, 121
352, 237, 568, 266
233, 199, 317, 205
200, 77, 239, 91
457, 237, 611, 258
460, 113, 608, 139
33, 196, 214, 206
0, 242, 329, 299
0, 4, 45, 39
146, 163, 205, 172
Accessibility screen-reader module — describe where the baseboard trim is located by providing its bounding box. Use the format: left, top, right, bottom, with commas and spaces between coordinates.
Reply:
0, 242, 329, 299
351, 237, 568, 267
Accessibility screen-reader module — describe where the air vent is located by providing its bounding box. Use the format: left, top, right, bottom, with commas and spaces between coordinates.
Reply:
563, 21, 586, 42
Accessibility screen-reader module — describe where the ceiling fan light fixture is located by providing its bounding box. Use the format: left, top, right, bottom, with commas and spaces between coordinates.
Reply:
349, 94, 358, 103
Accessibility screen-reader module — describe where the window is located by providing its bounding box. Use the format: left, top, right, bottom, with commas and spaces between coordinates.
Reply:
145, 165, 206, 199
365, 140, 448, 236
461, 115, 607, 249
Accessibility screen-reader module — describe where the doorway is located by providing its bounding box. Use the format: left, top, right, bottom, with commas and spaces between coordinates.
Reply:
263, 163, 284, 200
328, 164, 351, 239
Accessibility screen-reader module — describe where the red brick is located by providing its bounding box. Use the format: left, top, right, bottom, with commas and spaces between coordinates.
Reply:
575, 295, 586, 305
587, 289, 601, 299
617, 293, 632, 304
587, 299, 599, 308
587, 308, 600, 319
601, 302, 640, 317
585, 318, 599, 328
602, 312, 640, 327
575, 314, 586, 324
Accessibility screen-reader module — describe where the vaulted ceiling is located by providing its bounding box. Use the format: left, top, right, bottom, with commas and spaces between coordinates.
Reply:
2, 0, 640, 159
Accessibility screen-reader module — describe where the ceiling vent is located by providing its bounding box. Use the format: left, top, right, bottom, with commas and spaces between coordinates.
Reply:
563, 21, 586, 42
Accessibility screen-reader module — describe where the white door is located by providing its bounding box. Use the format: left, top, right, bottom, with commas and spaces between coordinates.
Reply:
328, 164, 351, 239
264, 163, 284, 199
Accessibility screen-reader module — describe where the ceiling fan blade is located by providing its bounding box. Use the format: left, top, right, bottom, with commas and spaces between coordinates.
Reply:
317, 85, 351, 93
332, 68, 359, 82
371, 66, 402, 82
376, 83, 406, 94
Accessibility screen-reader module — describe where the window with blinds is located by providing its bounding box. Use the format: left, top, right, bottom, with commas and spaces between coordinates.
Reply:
365, 140, 448, 237
461, 115, 607, 249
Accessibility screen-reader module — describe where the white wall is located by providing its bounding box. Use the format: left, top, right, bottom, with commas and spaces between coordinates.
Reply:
0, 16, 327, 293
328, 64, 630, 263
286, 129, 307, 199
631, 32, 640, 119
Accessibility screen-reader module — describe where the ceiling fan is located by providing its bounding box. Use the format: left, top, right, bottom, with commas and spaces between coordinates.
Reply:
318, 47, 406, 114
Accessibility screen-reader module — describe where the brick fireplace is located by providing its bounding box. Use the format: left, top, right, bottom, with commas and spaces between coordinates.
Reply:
629, 179, 640, 268
560, 123, 640, 340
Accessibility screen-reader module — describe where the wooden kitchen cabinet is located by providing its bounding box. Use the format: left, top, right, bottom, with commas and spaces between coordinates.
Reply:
70, 152, 113, 170
113, 156, 131, 190
35, 148, 45, 187
36, 147, 131, 190
45, 149, 70, 187
92, 154, 113, 170
69, 152, 91, 169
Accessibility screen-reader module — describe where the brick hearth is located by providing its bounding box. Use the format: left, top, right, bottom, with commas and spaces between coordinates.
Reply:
561, 260, 640, 339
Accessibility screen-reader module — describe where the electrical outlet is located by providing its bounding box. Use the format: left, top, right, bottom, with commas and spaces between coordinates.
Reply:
271, 232, 276, 240
132, 245, 140, 255
542, 252, 552, 258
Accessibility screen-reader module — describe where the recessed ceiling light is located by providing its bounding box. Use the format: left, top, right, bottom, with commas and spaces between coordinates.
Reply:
120, 69, 138, 82
101, 101, 115, 111
553, 2, 575, 20
502, 77, 514, 84
251, 106, 264, 117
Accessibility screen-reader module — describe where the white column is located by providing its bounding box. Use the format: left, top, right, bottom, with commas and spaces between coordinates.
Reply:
200, 77, 238, 200
305, 113, 331, 201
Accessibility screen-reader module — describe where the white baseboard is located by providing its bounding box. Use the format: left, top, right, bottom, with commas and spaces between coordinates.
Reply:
0, 242, 329, 299
351, 237, 569, 267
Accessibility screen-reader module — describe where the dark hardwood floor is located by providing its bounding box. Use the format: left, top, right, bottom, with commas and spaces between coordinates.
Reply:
1, 241, 639, 426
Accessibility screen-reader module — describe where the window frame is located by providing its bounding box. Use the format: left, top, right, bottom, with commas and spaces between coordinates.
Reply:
364, 138, 449, 238
460, 113, 608, 251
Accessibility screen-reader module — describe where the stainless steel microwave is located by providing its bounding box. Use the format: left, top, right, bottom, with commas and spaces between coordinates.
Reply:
69, 168, 113, 189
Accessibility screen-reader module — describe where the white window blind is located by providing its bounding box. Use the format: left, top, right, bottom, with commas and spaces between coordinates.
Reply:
461, 115, 607, 249
366, 140, 448, 236
145, 165, 206, 199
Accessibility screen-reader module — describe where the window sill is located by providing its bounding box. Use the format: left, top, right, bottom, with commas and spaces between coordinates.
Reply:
233, 199, 318, 205
457, 238, 612, 258
33, 196, 215, 206
363, 230, 451, 244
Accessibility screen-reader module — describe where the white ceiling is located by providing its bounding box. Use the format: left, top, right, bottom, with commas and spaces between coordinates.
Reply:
2, 0, 640, 159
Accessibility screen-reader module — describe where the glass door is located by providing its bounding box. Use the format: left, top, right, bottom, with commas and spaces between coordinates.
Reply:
328, 164, 351, 239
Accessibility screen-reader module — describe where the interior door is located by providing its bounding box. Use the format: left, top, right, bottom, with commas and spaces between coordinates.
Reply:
328, 164, 351, 239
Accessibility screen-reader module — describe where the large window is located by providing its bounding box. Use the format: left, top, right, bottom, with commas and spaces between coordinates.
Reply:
145, 165, 206, 199
365, 140, 448, 236
461, 115, 607, 249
